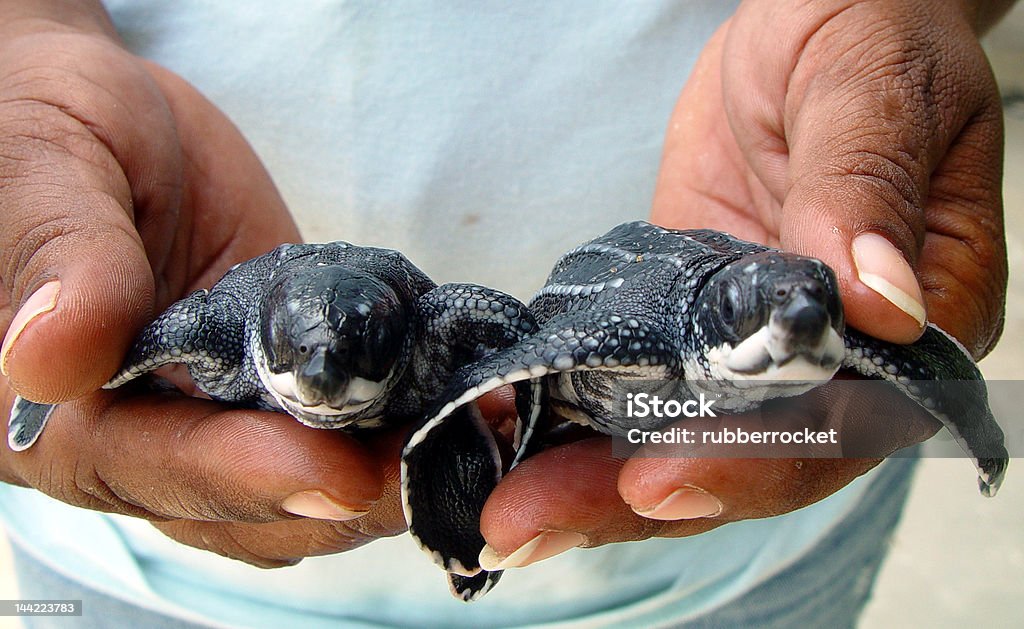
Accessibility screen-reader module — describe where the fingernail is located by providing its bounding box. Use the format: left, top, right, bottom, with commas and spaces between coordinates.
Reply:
633, 485, 723, 520
280, 490, 369, 521
851, 233, 926, 326
1, 281, 61, 376
478, 531, 586, 570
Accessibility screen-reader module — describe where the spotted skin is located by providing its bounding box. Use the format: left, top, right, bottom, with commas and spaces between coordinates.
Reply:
403, 220, 1009, 599
843, 325, 1007, 495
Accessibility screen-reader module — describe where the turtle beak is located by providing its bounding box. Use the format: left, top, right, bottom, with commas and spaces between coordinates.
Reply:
295, 346, 350, 408
776, 290, 829, 351
769, 284, 844, 369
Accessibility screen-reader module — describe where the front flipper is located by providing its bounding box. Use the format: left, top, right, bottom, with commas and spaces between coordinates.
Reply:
104, 289, 245, 395
8, 396, 56, 451
402, 284, 544, 596
843, 324, 1008, 496
403, 400, 502, 576
448, 570, 502, 602
402, 309, 676, 599
8, 290, 248, 453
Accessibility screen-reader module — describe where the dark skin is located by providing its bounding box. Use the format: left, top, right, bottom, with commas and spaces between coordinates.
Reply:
0, 0, 1013, 570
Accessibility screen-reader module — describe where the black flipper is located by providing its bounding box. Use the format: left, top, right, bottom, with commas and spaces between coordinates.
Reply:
8, 396, 56, 451
401, 309, 676, 599
103, 289, 245, 392
402, 400, 502, 575
402, 284, 542, 595
448, 569, 503, 602
8, 289, 248, 453
843, 323, 1008, 496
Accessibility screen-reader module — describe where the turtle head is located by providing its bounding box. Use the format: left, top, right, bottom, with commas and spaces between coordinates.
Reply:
259, 265, 407, 420
690, 252, 845, 382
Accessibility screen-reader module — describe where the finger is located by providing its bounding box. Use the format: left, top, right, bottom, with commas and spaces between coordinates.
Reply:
477, 378, 941, 570
0, 34, 183, 401
152, 430, 408, 567
477, 446, 873, 573
620, 457, 879, 523
912, 106, 1005, 355
723, 1, 1004, 347
477, 438, 690, 571
619, 380, 939, 522
0, 387, 386, 523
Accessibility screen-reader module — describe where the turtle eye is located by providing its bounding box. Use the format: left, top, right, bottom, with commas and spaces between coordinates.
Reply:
352, 314, 404, 381
719, 284, 741, 328
721, 296, 735, 326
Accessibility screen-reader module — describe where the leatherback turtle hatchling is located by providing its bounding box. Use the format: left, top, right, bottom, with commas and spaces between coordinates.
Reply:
8, 241, 544, 598
404, 220, 1008, 600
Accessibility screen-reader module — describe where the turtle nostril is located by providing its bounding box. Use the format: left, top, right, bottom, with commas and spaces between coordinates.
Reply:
771, 287, 789, 305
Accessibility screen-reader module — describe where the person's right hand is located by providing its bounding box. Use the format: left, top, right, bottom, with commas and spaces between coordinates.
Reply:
0, 2, 407, 567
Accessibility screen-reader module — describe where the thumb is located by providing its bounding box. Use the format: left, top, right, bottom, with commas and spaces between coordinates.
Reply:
723, 0, 1004, 347
0, 34, 182, 402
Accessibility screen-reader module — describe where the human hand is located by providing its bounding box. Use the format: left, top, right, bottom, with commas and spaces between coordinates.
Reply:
0, 2, 406, 566
475, 0, 1009, 569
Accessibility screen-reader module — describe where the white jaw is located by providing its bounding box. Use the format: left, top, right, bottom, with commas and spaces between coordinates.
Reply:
697, 322, 845, 385
265, 371, 388, 415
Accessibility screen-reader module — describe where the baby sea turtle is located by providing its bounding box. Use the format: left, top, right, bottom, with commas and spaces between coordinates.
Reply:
8, 242, 543, 599
404, 220, 1009, 600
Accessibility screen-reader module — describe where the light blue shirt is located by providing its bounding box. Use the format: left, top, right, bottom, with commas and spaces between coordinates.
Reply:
0, 2, 882, 626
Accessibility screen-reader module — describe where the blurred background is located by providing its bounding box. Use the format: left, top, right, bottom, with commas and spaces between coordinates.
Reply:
0, 5, 1022, 628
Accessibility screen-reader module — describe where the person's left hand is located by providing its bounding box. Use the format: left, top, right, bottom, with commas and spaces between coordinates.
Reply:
475, 0, 1008, 569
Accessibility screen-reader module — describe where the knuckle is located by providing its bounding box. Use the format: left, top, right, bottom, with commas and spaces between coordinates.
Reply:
813, 149, 926, 245
69, 462, 156, 520
832, 148, 922, 207
155, 520, 301, 569
307, 521, 375, 554
341, 511, 407, 541
21, 453, 117, 515
216, 524, 301, 569
0, 99, 118, 187
0, 213, 74, 298
0, 116, 132, 303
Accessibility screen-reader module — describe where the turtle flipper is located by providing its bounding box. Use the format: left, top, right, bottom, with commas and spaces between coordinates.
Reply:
402, 284, 544, 596
104, 289, 245, 394
411, 283, 539, 392
8, 396, 56, 451
448, 569, 502, 602
842, 324, 1008, 496
410, 283, 545, 460
8, 290, 248, 452
401, 358, 545, 589
402, 310, 676, 597
403, 400, 503, 576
